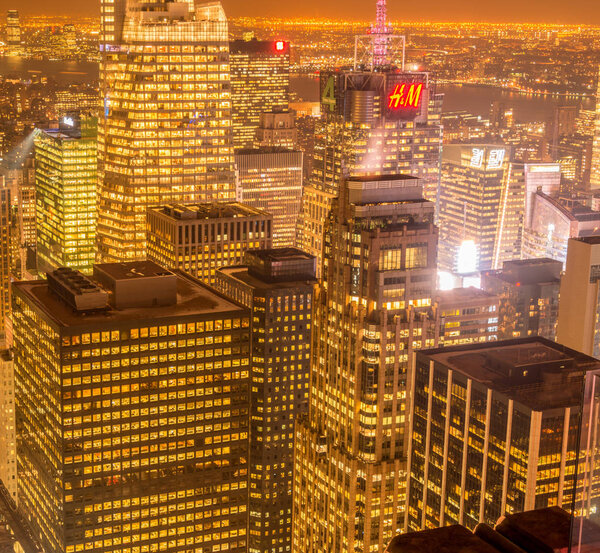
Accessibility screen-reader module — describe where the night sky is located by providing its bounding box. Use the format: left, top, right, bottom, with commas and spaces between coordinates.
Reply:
0, 0, 599, 23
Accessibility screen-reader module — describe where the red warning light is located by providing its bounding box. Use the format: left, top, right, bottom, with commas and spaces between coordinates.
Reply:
387, 82, 424, 110
275, 41, 285, 51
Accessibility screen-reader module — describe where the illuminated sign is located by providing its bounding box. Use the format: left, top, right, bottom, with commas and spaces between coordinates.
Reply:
387, 82, 424, 111
470, 148, 484, 168
322, 75, 336, 113
527, 164, 560, 173
62, 117, 75, 127
487, 149, 505, 169
275, 40, 285, 51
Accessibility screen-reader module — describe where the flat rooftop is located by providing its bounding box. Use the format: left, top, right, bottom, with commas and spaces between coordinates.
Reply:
347, 174, 419, 183
94, 260, 172, 282
13, 270, 246, 329
218, 266, 316, 290
419, 337, 600, 411
150, 202, 270, 221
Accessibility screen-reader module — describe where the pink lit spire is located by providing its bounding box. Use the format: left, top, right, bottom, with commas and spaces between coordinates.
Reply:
369, 0, 393, 66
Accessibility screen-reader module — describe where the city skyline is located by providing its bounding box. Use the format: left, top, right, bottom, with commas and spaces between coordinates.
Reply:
1, 0, 600, 24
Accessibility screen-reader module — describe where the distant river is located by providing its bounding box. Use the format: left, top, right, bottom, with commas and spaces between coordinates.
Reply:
0, 56, 98, 84
0, 59, 593, 123
290, 75, 595, 123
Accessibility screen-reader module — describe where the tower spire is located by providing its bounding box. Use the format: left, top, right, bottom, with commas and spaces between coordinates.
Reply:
370, 0, 392, 66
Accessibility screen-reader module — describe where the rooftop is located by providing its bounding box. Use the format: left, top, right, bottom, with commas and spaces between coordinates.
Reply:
150, 202, 271, 222
419, 337, 600, 411
482, 258, 561, 285
13, 270, 245, 329
93, 260, 172, 282
574, 235, 600, 245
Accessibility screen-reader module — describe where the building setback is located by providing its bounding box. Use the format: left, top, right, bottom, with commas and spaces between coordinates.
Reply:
215, 248, 317, 553
481, 258, 561, 341
12, 262, 251, 553
98, 0, 235, 262
406, 337, 600, 532
147, 202, 272, 287
293, 174, 438, 553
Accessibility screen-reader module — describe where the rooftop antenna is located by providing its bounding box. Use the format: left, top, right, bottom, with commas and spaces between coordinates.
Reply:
354, 0, 405, 71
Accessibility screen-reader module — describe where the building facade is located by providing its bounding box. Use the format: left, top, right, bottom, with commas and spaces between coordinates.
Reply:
12, 262, 251, 553
0, 185, 10, 344
35, 115, 98, 274
433, 287, 499, 347
235, 148, 303, 247
293, 175, 438, 553
438, 144, 510, 273
296, 70, 443, 273
407, 338, 600, 531
230, 39, 290, 151
557, 236, 600, 357
146, 202, 272, 286
481, 258, 561, 341
254, 111, 297, 149
0, 349, 16, 500
98, 0, 235, 262
215, 249, 317, 553
589, 67, 600, 190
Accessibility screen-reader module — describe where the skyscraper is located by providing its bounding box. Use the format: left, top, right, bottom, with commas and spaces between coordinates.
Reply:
589, 68, 600, 189
0, 183, 11, 344
254, 111, 297, 149
146, 202, 272, 286
35, 114, 98, 274
438, 144, 510, 273
5, 10, 20, 50
293, 174, 438, 553
557, 236, 600, 356
215, 248, 317, 553
493, 162, 561, 269
97, 0, 235, 262
481, 258, 561, 341
296, 66, 442, 273
407, 338, 600, 531
12, 262, 251, 553
235, 147, 303, 247
229, 39, 290, 151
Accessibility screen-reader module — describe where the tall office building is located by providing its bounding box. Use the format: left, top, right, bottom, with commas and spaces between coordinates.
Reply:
235, 148, 303, 247
293, 175, 438, 553
230, 39, 290, 151
97, 0, 235, 262
0, 349, 16, 500
215, 249, 317, 553
481, 258, 561, 341
494, 162, 561, 268
438, 144, 510, 273
406, 338, 600, 531
557, 236, 600, 356
589, 68, 600, 189
147, 202, 272, 286
433, 287, 499, 347
35, 114, 98, 274
0, 184, 10, 344
5, 10, 20, 49
297, 69, 443, 272
12, 262, 251, 553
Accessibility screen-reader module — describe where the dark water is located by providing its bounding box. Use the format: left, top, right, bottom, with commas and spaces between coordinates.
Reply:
290, 75, 595, 123
0, 56, 98, 84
